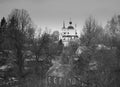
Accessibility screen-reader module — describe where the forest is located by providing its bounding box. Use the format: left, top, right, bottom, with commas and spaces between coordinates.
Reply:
0, 8, 120, 87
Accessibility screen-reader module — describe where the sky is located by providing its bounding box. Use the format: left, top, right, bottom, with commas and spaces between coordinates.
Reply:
0, 0, 120, 32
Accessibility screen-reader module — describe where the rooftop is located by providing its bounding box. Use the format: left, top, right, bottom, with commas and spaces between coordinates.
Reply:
47, 64, 71, 77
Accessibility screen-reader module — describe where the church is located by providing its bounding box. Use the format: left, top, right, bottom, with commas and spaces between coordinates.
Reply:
59, 20, 78, 46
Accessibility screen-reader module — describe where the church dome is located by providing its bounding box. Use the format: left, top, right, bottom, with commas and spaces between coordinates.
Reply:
67, 25, 74, 29
67, 20, 74, 29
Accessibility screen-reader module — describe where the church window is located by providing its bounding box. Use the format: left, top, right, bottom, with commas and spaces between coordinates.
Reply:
48, 76, 51, 84
69, 78, 71, 83
64, 32, 66, 34
72, 78, 76, 85
59, 78, 62, 84
54, 77, 57, 84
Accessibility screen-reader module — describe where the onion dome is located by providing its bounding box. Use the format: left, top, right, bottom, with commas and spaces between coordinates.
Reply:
67, 21, 74, 29
67, 26, 74, 29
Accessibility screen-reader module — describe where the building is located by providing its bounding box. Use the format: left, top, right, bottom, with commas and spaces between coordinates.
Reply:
46, 63, 83, 87
59, 20, 78, 46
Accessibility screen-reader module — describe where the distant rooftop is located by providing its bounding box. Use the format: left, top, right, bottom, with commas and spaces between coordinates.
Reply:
47, 64, 71, 77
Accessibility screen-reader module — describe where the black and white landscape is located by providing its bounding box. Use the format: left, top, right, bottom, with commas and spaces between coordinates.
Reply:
0, 0, 120, 87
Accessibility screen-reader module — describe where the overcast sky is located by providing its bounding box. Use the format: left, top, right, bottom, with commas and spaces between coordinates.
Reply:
0, 0, 120, 32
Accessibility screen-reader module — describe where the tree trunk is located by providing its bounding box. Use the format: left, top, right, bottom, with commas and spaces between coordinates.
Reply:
16, 45, 24, 79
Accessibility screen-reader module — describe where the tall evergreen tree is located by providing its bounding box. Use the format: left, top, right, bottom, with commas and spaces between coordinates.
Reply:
7, 9, 33, 81
0, 17, 7, 51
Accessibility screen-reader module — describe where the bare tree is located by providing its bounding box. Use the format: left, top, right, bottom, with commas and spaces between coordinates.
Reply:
7, 9, 34, 80
80, 16, 103, 47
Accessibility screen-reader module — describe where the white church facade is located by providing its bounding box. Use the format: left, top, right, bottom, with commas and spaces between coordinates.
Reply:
59, 20, 78, 46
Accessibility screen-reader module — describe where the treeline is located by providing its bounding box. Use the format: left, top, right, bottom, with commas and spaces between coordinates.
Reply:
0, 8, 120, 87
0, 9, 63, 87
70, 16, 120, 87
